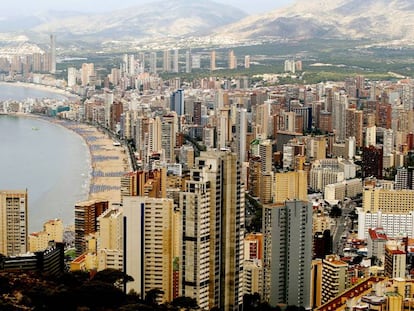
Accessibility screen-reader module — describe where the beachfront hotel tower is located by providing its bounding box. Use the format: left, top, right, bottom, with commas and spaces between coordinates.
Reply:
0, 190, 28, 256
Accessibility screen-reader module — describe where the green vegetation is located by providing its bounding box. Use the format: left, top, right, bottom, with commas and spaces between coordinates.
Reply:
0, 269, 202, 310
57, 39, 414, 86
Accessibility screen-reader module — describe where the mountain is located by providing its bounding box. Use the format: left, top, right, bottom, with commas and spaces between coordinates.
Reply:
216, 0, 414, 41
0, 0, 247, 41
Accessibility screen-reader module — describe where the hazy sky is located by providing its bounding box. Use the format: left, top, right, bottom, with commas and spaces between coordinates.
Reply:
3, 0, 294, 16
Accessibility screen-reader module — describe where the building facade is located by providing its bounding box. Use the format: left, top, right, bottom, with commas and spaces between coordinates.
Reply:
0, 190, 28, 256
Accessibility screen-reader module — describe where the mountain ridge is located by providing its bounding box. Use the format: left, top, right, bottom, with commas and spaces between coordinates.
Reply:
0, 0, 247, 41
215, 0, 414, 41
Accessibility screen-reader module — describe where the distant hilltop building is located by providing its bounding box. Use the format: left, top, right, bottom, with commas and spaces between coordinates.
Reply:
284, 59, 302, 73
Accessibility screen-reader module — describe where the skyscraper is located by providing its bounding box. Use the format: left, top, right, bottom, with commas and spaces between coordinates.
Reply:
150, 52, 157, 74
235, 108, 247, 163
50, 34, 56, 74
161, 114, 178, 163
193, 151, 245, 311
74, 200, 109, 256
244, 55, 251, 69
81, 63, 95, 86
170, 89, 184, 116
180, 170, 212, 310
185, 50, 192, 73
173, 49, 179, 73
263, 200, 312, 309
163, 49, 171, 72
0, 190, 28, 256
123, 196, 177, 302
210, 50, 216, 71
228, 50, 237, 69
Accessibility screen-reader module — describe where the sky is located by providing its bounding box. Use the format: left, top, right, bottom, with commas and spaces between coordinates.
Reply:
2, 0, 294, 16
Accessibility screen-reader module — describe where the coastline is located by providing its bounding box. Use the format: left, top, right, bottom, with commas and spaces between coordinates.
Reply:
48, 118, 130, 205
0, 81, 78, 99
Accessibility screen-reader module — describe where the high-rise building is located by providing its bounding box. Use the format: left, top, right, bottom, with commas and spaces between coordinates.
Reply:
235, 108, 247, 163
210, 50, 216, 71
50, 34, 56, 74
395, 167, 414, 190
180, 170, 212, 310
150, 52, 157, 73
284, 59, 296, 73
185, 50, 192, 73
67, 67, 77, 87
273, 171, 308, 204
366, 125, 377, 147
123, 196, 177, 303
384, 243, 406, 279
163, 50, 171, 72
173, 49, 179, 73
0, 190, 28, 256
161, 114, 178, 163
97, 208, 123, 271
345, 108, 363, 147
193, 151, 245, 311
244, 55, 251, 69
228, 50, 237, 70
170, 89, 184, 116
263, 200, 312, 309
148, 116, 162, 158
321, 255, 349, 304
362, 145, 383, 179
81, 63, 95, 86
332, 92, 348, 142
192, 54, 201, 69
74, 200, 109, 256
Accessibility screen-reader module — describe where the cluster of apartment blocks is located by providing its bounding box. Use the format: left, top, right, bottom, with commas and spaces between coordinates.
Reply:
6, 54, 414, 308
0, 35, 56, 81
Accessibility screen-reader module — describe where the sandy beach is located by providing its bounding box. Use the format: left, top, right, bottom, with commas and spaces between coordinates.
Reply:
52, 119, 131, 205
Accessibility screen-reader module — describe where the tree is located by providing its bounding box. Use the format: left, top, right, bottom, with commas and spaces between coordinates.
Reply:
76, 281, 127, 309
92, 268, 134, 288
171, 296, 199, 310
329, 205, 342, 218
145, 288, 164, 306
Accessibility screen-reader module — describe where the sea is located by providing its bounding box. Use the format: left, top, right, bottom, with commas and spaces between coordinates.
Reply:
0, 83, 90, 232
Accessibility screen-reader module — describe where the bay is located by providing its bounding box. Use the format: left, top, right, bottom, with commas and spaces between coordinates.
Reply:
0, 85, 90, 233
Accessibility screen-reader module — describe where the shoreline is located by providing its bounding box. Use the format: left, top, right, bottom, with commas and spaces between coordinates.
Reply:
47, 118, 130, 205
0, 81, 78, 100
